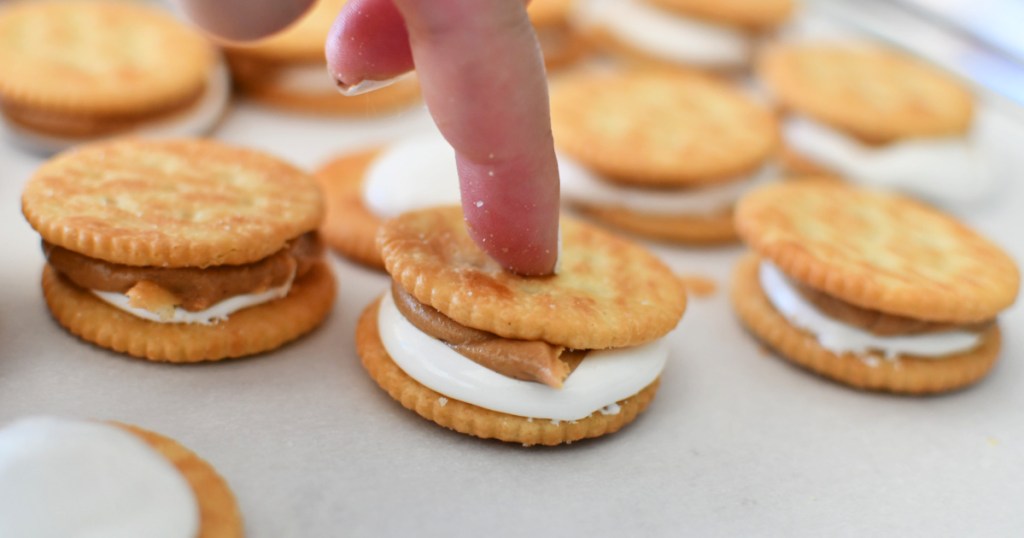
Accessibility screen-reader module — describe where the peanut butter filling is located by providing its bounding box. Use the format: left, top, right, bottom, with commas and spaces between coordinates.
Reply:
45, 232, 323, 312
794, 281, 991, 336
391, 283, 586, 388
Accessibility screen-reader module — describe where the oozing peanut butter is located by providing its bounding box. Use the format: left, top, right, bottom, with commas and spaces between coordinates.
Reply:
795, 281, 991, 336
44, 232, 323, 312
391, 283, 586, 388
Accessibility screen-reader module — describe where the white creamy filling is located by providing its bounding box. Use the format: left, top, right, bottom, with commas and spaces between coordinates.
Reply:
272, 62, 336, 95
0, 417, 198, 538
785, 115, 995, 206
573, 0, 751, 67
3, 59, 231, 156
362, 131, 462, 219
759, 261, 982, 359
92, 269, 295, 325
560, 156, 775, 216
377, 289, 668, 421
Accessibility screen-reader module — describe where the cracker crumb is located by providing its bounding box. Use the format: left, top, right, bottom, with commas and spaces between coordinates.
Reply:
475, 200, 484, 208
437, 397, 448, 407
599, 403, 621, 416
677, 274, 718, 298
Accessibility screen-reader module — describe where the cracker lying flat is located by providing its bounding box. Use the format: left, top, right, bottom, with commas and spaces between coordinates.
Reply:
117, 424, 243, 538
759, 44, 974, 143
731, 253, 1001, 394
23, 138, 323, 267
356, 298, 660, 446
550, 70, 777, 186
379, 206, 686, 350
735, 181, 1019, 323
314, 148, 386, 269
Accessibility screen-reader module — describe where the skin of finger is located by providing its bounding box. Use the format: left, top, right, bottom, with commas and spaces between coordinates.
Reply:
326, 0, 413, 85
174, 0, 317, 42
326, 0, 531, 84
380, 0, 561, 275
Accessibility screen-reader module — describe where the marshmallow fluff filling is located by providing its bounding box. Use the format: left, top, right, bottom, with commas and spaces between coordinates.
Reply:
759, 261, 983, 359
0, 417, 199, 538
784, 115, 994, 205
377, 289, 668, 421
573, 0, 751, 68
559, 156, 775, 216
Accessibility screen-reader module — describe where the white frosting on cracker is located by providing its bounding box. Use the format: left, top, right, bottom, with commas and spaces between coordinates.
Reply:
759, 261, 982, 359
377, 289, 668, 421
362, 131, 462, 219
573, 0, 751, 68
784, 115, 994, 205
3, 59, 230, 156
559, 156, 775, 216
92, 269, 295, 325
0, 417, 198, 538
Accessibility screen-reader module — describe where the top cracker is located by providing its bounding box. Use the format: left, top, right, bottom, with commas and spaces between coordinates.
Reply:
378, 207, 687, 350
22, 138, 323, 268
550, 70, 778, 186
735, 181, 1019, 323
759, 44, 974, 143
0, 0, 213, 116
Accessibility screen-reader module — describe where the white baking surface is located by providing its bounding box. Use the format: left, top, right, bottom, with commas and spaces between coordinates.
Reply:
2, 31, 1024, 538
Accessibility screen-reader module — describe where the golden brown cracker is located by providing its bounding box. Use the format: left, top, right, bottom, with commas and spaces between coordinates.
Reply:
528, 0, 574, 28
731, 254, 1001, 394
574, 202, 738, 244
222, 0, 345, 62
550, 69, 777, 186
43, 262, 335, 362
314, 148, 386, 269
356, 298, 660, 446
648, 0, 795, 28
117, 424, 243, 538
227, 56, 421, 116
759, 44, 974, 143
23, 138, 324, 268
0, 1, 214, 118
379, 207, 686, 350
735, 181, 1019, 323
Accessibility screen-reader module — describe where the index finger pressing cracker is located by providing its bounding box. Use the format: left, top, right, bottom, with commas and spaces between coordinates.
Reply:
22, 138, 336, 363
356, 206, 687, 446
731, 181, 1020, 394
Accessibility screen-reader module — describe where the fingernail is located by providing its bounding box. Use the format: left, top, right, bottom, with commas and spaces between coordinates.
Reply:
334, 74, 406, 96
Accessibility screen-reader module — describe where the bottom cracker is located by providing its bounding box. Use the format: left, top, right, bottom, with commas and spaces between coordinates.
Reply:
575, 202, 738, 244
356, 298, 660, 446
42, 261, 336, 363
117, 424, 243, 538
314, 149, 386, 270
731, 253, 1001, 394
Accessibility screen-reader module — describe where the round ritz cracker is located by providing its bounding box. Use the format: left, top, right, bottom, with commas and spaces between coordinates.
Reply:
732, 181, 1019, 393
314, 148, 387, 269
647, 0, 795, 28
223, 0, 420, 115
758, 43, 974, 145
116, 423, 243, 538
527, 0, 589, 70
549, 69, 778, 243
0, 0, 216, 138
22, 138, 336, 363
357, 206, 687, 445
